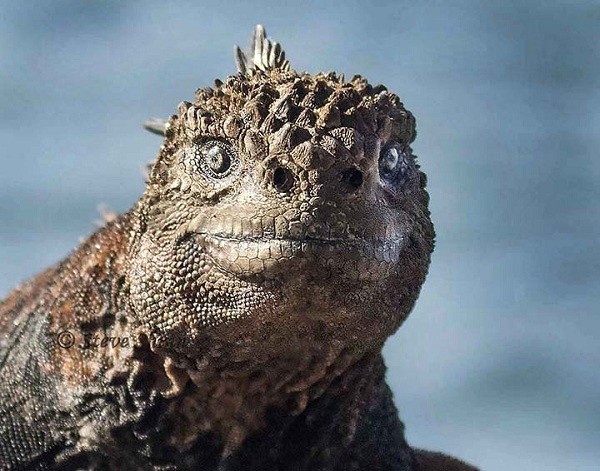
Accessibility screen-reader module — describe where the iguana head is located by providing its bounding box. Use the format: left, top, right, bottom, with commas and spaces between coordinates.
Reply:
128, 26, 434, 364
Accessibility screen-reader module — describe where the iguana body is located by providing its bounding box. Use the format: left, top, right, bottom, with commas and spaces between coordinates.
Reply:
0, 26, 477, 470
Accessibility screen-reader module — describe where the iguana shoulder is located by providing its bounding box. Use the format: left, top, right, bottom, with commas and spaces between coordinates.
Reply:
414, 450, 479, 471
0, 214, 139, 468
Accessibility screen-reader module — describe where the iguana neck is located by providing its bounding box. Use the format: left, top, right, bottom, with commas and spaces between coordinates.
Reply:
128, 332, 369, 454
120, 349, 415, 470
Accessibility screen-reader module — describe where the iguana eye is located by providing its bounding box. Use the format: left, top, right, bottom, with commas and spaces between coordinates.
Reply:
379, 143, 413, 184
205, 144, 231, 174
197, 141, 236, 179
380, 147, 399, 174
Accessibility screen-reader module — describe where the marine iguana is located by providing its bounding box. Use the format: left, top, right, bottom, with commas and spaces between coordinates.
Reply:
0, 26, 477, 470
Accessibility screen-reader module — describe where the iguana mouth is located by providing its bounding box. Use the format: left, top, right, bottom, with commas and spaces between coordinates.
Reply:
196, 232, 404, 280
198, 232, 358, 243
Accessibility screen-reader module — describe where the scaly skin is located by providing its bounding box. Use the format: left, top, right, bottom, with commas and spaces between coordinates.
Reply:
0, 26, 477, 470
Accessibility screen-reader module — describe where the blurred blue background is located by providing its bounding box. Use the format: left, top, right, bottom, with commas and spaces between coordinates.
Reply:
1, 1, 598, 469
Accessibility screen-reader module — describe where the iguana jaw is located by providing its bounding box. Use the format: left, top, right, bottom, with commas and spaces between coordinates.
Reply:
197, 232, 404, 280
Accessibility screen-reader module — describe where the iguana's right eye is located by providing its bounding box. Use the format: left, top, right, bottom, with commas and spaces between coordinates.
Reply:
195, 140, 237, 179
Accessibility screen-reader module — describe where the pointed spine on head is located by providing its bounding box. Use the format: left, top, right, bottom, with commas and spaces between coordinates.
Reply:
143, 118, 169, 136
234, 25, 291, 75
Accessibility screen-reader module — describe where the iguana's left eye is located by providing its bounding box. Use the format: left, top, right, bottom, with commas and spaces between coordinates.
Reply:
380, 146, 400, 175
196, 141, 237, 179
378, 143, 414, 184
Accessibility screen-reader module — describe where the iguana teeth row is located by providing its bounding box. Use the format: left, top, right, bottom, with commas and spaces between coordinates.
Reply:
184, 210, 399, 243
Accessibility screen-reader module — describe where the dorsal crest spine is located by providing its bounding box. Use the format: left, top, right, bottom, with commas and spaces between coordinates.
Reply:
234, 25, 291, 75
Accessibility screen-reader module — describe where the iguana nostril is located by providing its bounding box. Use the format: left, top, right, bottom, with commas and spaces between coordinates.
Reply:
272, 167, 294, 192
340, 167, 364, 192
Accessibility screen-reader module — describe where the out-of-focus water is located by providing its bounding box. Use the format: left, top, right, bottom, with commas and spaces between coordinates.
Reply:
1, 1, 598, 469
